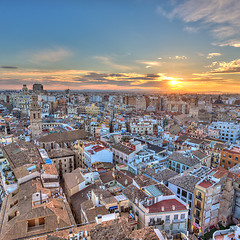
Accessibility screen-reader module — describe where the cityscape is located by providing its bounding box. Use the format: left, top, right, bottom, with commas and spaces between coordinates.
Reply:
0, 1, 240, 240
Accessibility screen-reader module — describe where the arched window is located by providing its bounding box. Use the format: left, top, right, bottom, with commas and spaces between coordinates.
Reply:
33, 113, 36, 119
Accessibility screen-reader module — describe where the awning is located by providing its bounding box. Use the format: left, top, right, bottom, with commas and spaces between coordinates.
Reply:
109, 206, 118, 210
45, 159, 53, 164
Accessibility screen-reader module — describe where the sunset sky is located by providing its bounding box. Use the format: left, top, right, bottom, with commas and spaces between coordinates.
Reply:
0, 0, 240, 93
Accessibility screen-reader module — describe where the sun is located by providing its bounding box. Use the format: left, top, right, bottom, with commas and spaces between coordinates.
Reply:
170, 80, 179, 86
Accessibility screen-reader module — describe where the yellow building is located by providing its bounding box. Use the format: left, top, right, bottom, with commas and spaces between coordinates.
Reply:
85, 103, 100, 115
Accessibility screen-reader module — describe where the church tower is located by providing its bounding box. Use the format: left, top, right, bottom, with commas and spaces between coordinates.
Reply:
30, 95, 42, 140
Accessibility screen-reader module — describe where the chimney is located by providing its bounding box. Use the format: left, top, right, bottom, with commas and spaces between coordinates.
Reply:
161, 206, 164, 211
40, 190, 42, 204
57, 216, 60, 224
172, 205, 175, 211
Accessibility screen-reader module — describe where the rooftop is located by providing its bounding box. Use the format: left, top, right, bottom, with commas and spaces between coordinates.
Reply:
2, 141, 44, 169
147, 198, 187, 213
38, 129, 90, 143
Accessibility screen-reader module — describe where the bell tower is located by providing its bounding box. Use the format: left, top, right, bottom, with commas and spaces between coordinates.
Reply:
30, 95, 42, 140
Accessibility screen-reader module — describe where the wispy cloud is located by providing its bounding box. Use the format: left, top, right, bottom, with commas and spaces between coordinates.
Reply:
207, 53, 222, 59
30, 47, 73, 64
0, 66, 18, 69
169, 56, 188, 60
184, 26, 198, 33
137, 60, 163, 69
158, 0, 240, 47
94, 56, 133, 71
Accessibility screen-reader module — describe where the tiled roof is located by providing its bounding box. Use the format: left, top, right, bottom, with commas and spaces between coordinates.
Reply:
168, 174, 201, 193
111, 143, 135, 155
134, 175, 158, 189
63, 168, 85, 190
122, 184, 148, 203
48, 148, 75, 158
38, 129, 90, 143
2, 141, 44, 169
167, 152, 200, 167
147, 198, 187, 213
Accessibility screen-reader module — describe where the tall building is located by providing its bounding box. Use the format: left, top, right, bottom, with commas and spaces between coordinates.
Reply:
30, 95, 42, 140
22, 84, 28, 94
33, 83, 43, 93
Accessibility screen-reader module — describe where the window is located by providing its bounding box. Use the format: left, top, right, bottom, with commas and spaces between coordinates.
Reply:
182, 190, 187, 198
229, 155, 232, 158
222, 159, 225, 163
236, 157, 238, 161
177, 188, 180, 195
174, 214, 178, 220
228, 161, 231, 165
189, 193, 192, 200
197, 192, 202, 199
180, 214, 185, 219
166, 215, 170, 222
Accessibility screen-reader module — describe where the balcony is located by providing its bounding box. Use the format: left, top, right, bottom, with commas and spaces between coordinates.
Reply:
173, 219, 186, 223
194, 214, 201, 220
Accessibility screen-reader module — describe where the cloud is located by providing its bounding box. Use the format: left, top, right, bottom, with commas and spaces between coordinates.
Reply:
30, 47, 73, 64
0, 66, 18, 69
94, 56, 132, 71
184, 26, 198, 33
216, 40, 240, 47
210, 59, 240, 73
159, 0, 240, 47
136, 60, 163, 69
169, 56, 187, 60
207, 53, 222, 59
0, 67, 182, 91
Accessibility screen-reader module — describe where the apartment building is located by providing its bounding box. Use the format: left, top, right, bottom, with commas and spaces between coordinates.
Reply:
168, 165, 211, 228
210, 121, 240, 143
220, 146, 240, 169
191, 167, 238, 236
167, 151, 201, 173
202, 138, 228, 168
85, 103, 100, 115
84, 144, 113, 168
111, 143, 137, 165
0, 177, 75, 240
48, 148, 75, 177
130, 121, 154, 135
123, 183, 189, 235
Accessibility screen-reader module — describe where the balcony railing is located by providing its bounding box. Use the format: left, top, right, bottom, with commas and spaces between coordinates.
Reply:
173, 219, 186, 223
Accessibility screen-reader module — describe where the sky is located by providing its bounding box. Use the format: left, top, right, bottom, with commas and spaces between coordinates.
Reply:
0, 0, 240, 93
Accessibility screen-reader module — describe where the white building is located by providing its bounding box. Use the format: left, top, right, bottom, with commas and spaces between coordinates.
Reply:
210, 122, 240, 143
84, 144, 113, 168
123, 184, 189, 235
